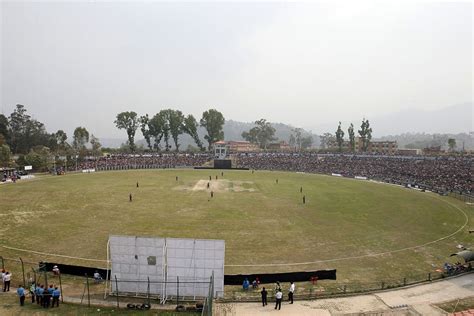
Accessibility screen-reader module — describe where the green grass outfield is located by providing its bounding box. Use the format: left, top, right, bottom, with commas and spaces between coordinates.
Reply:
0, 169, 472, 283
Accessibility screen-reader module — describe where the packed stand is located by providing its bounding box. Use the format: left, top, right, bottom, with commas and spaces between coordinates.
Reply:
235, 153, 473, 194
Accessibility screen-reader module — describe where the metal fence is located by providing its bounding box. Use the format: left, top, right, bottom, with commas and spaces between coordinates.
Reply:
222, 270, 472, 302
1, 254, 471, 315
449, 191, 474, 204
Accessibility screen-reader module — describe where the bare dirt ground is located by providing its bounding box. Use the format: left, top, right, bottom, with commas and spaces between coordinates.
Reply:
215, 273, 474, 316
187, 179, 256, 193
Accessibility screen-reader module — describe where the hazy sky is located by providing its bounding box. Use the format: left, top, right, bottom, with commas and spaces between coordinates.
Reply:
1, 1, 472, 139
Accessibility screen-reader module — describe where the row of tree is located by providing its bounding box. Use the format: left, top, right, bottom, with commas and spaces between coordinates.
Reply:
0, 104, 103, 168
114, 109, 225, 152
320, 119, 373, 152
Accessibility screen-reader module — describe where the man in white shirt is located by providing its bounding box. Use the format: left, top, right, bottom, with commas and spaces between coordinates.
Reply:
3, 271, 11, 292
274, 288, 282, 310
289, 281, 295, 304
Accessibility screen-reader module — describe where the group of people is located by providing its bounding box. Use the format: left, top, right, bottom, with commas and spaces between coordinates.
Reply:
236, 153, 473, 194
243, 278, 296, 310
260, 281, 296, 310
73, 153, 210, 171
17, 283, 61, 308
2, 270, 11, 292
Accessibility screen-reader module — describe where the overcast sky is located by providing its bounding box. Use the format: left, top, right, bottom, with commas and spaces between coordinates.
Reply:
1, 1, 472, 139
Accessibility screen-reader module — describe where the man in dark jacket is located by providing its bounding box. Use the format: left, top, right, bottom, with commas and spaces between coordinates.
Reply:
261, 287, 268, 306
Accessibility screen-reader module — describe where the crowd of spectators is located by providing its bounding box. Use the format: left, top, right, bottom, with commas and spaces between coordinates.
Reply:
70, 152, 472, 194
72, 153, 211, 171
236, 153, 472, 194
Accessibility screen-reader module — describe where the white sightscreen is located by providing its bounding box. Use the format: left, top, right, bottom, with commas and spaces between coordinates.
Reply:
109, 235, 225, 298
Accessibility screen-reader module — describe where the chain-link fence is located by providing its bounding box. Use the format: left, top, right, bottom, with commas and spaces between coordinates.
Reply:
222, 270, 473, 302
1, 255, 472, 315
449, 191, 474, 204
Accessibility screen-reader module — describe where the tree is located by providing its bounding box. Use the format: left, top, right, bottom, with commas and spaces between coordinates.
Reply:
149, 112, 166, 151
200, 109, 225, 150
159, 110, 171, 151
7, 104, 51, 154
348, 123, 355, 152
114, 111, 139, 152
0, 114, 9, 143
168, 109, 185, 151
335, 122, 345, 151
90, 134, 102, 157
358, 118, 373, 152
300, 136, 313, 149
54, 130, 68, 150
448, 138, 456, 152
73, 127, 89, 154
289, 134, 296, 150
8, 104, 30, 153
319, 133, 336, 150
183, 114, 204, 151
25, 146, 52, 171
0, 144, 12, 167
139, 115, 152, 150
242, 119, 276, 149
289, 128, 304, 151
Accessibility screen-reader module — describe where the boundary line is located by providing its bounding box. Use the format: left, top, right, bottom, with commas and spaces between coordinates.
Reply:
0, 175, 470, 268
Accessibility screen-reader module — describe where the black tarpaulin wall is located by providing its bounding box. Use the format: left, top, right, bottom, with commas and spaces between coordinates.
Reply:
40, 262, 108, 279
39, 262, 336, 285
224, 269, 336, 285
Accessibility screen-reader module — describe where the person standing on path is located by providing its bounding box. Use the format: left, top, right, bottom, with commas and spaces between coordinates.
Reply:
261, 287, 268, 306
52, 287, 61, 307
288, 281, 295, 304
30, 282, 36, 303
3, 271, 11, 291
17, 285, 25, 306
275, 288, 282, 310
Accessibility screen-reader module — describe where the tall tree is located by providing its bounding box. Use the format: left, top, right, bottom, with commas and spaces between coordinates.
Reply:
300, 135, 313, 149
291, 128, 303, 151
0, 144, 12, 167
183, 114, 204, 151
289, 134, 296, 150
358, 118, 372, 152
319, 133, 336, 150
139, 114, 152, 150
348, 123, 355, 152
0, 114, 9, 143
335, 122, 345, 151
200, 109, 225, 150
73, 127, 89, 154
114, 111, 139, 152
25, 146, 52, 171
242, 119, 277, 149
8, 104, 30, 153
242, 128, 259, 144
448, 138, 456, 152
55, 130, 68, 148
7, 104, 52, 154
168, 109, 185, 151
90, 134, 102, 157
149, 112, 166, 151
159, 110, 171, 151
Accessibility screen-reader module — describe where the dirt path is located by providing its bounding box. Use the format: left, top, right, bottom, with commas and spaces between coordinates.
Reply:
216, 273, 474, 315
